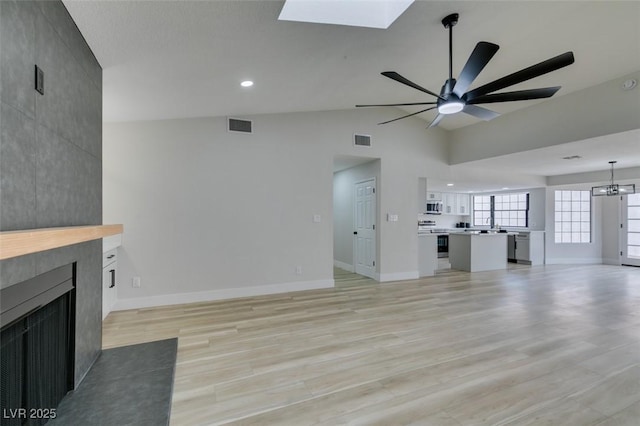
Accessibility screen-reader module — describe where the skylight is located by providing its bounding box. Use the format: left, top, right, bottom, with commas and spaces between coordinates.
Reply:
278, 0, 414, 29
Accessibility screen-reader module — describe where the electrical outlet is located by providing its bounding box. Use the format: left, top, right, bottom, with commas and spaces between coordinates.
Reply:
295, 266, 302, 275
132, 277, 141, 288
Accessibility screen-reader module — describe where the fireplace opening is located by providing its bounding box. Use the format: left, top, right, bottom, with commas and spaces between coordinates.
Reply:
1, 264, 76, 426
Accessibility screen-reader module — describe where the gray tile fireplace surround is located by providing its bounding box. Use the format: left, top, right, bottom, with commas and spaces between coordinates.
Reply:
1, 0, 103, 389
49, 339, 178, 426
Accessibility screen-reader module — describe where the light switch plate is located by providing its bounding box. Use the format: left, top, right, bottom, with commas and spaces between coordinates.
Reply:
313, 214, 321, 223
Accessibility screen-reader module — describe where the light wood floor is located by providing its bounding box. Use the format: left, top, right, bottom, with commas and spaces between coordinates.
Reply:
103, 265, 640, 425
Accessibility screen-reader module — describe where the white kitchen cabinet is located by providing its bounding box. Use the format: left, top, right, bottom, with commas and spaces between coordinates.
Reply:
102, 247, 119, 320
442, 192, 456, 215
426, 191, 442, 201
456, 193, 470, 216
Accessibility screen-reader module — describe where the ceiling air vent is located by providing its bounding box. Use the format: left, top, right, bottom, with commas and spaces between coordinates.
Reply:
354, 134, 371, 148
228, 118, 253, 134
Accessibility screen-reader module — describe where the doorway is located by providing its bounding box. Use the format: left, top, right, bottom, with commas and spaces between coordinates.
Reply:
332, 157, 380, 282
622, 193, 640, 266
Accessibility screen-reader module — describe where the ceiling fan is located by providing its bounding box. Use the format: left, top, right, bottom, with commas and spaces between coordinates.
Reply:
356, 13, 575, 127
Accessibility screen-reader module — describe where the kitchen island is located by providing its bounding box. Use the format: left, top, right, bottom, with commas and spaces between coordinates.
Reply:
449, 232, 508, 272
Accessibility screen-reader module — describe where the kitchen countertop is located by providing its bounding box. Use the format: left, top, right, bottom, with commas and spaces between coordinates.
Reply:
418, 228, 534, 235
450, 231, 519, 236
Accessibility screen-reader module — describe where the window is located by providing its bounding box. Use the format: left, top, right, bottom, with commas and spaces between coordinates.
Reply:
554, 190, 591, 243
473, 193, 529, 228
473, 196, 491, 227
494, 193, 528, 227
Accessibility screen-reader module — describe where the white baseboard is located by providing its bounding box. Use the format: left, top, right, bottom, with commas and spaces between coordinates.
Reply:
113, 279, 335, 311
602, 258, 621, 266
545, 258, 603, 265
333, 260, 354, 272
378, 271, 420, 282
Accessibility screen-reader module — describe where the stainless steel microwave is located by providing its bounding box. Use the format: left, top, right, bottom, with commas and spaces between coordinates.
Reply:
426, 201, 443, 214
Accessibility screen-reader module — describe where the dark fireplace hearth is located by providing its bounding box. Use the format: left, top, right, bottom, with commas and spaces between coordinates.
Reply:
1, 264, 76, 426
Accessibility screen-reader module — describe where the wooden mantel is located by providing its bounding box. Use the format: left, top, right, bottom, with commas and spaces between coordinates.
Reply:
0, 224, 123, 260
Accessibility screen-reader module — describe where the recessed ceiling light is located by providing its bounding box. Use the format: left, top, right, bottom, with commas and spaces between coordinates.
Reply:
240, 80, 254, 88
447, 183, 454, 187
502, 187, 509, 190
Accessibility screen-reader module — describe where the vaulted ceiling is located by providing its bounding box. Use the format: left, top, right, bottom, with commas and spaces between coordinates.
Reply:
65, 1, 639, 130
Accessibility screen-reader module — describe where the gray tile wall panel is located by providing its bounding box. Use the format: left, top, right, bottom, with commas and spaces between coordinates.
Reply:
0, 255, 37, 289
34, 11, 76, 149
0, 102, 37, 231
0, 0, 102, 389
0, 0, 36, 118
35, 10, 102, 159
36, 124, 101, 227
35, 0, 102, 91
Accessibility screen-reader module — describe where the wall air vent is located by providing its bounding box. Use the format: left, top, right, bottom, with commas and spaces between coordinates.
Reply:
228, 118, 253, 134
354, 134, 371, 147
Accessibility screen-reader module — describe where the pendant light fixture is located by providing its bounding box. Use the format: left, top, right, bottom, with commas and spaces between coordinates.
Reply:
591, 161, 636, 196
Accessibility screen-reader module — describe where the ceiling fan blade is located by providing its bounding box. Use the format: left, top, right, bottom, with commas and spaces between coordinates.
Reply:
453, 42, 499, 97
428, 114, 444, 128
462, 104, 500, 121
467, 86, 561, 104
464, 52, 574, 102
356, 102, 437, 107
378, 106, 436, 125
381, 72, 444, 100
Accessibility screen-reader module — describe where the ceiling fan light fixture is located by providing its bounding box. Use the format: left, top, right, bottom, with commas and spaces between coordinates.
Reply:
356, 13, 574, 127
438, 101, 464, 115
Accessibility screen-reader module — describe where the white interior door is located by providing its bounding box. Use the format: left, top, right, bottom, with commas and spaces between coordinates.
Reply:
354, 179, 376, 279
622, 193, 640, 266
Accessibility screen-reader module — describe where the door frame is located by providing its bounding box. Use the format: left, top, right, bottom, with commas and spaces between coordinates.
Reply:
353, 177, 377, 279
621, 193, 640, 266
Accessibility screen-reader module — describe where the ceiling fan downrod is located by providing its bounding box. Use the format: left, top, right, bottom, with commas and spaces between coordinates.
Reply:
442, 13, 459, 94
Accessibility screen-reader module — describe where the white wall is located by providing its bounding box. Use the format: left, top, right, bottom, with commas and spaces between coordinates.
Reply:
333, 160, 380, 271
104, 108, 450, 308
